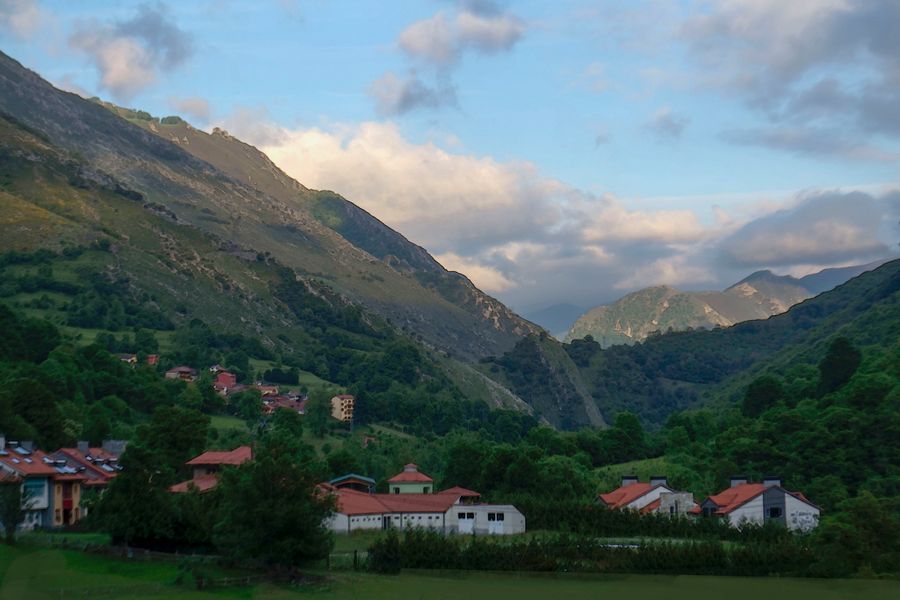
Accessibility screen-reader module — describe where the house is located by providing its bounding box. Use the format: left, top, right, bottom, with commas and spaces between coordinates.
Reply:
388, 463, 434, 494
598, 475, 696, 516
262, 395, 307, 416
330, 394, 355, 422
691, 476, 820, 531
325, 467, 525, 536
116, 353, 138, 366
0, 436, 87, 530
169, 446, 252, 494
215, 371, 237, 389
146, 354, 159, 366
50, 440, 126, 491
165, 366, 197, 382
254, 384, 279, 397
0, 438, 55, 531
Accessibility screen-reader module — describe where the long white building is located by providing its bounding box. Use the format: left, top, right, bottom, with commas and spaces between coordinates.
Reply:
324, 466, 526, 536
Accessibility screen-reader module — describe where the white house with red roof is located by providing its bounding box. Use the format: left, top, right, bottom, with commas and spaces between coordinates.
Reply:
325, 465, 525, 535
691, 476, 819, 531
599, 475, 696, 516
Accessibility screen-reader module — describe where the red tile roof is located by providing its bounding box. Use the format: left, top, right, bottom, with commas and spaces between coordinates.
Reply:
599, 483, 670, 509
438, 486, 480, 498
0, 447, 57, 477
639, 498, 661, 515
169, 474, 220, 494
54, 449, 117, 486
332, 489, 463, 516
702, 483, 818, 514
388, 463, 433, 483
185, 446, 252, 466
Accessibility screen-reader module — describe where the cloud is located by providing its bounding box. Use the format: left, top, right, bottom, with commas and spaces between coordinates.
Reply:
435, 252, 517, 293
681, 0, 900, 157
372, 1, 525, 115
644, 107, 689, 140
0, 0, 45, 38
717, 190, 894, 268
214, 106, 288, 147
722, 127, 900, 163
69, 2, 192, 100
169, 96, 211, 122
226, 113, 899, 308
369, 71, 457, 116
398, 8, 524, 68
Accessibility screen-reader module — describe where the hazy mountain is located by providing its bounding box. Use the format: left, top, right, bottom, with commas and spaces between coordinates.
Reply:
522, 303, 585, 339
565, 260, 891, 347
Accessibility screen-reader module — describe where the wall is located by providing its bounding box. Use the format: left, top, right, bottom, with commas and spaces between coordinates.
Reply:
444, 504, 526, 535
624, 486, 672, 511
391, 482, 433, 494
785, 494, 819, 532
727, 494, 764, 527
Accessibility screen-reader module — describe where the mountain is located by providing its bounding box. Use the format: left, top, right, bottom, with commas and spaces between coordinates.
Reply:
522, 303, 585, 339
484, 259, 899, 428
0, 52, 540, 362
564, 260, 891, 347
0, 51, 565, 425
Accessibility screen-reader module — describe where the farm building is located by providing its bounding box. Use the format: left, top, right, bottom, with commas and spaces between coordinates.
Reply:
325, 466, 525, 535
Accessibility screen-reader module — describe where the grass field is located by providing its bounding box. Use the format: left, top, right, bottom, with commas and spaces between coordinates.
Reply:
2, 544, 898, 600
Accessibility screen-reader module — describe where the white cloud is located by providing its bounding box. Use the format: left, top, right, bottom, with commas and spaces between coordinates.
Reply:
69, 3, 192, 100
435, 252, 517, 293
225, 114, 898, 309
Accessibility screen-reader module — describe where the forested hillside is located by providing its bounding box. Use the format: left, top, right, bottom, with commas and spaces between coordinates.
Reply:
488, 259, 899, 428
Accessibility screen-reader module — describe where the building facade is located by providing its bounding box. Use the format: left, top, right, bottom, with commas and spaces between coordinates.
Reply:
330, 394, 355, 422
692, 476, 820, 531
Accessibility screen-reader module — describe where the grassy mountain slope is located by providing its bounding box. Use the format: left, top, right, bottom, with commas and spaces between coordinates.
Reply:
565, 261, 890, 346
0, 52, 540, 361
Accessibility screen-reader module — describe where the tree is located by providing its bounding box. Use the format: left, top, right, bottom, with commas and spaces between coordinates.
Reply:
306, 390, 332, 438
230, 389, 262, 424
0, 478, 29, 544
96, 444, 178, 545
135, 406, 210, 474
214, 433, 333, 566
818, 337, 862, 396
741, 375, 785, 418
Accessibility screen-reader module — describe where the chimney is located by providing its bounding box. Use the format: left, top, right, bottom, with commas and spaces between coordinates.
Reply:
763, 476, 781, 488
650, 475, 668, 487
20, 440, 34, 452
102, 440, 128, 456
0, 433, 5, 449
77, 441, 90, 455
730, 475, 748, 487
621, 475, 639, 487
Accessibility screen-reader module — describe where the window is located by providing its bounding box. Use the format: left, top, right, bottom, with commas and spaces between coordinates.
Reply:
393, 487, 400, 494
767, 507, 783, 519
423, 486, 429, 494
467, 512, 475, 519
488, 513, 495, 521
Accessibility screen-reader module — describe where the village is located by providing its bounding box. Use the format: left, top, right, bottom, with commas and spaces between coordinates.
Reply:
1, 353, 821, 538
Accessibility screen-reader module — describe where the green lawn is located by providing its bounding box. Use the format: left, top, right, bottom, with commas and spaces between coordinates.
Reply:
2, 545, 898, 600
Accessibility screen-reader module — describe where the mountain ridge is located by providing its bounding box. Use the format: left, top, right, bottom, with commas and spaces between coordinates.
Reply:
564, 260, 892, 347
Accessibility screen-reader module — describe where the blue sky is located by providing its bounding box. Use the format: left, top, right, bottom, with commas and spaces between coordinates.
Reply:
2, 0, 898, 313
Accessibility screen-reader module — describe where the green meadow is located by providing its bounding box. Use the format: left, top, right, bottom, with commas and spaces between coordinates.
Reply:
2, 545, 898, 600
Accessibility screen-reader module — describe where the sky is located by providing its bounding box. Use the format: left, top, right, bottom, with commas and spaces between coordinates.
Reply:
1, 0, 898, 314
